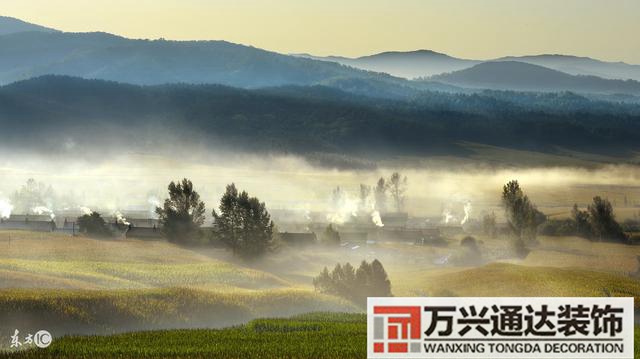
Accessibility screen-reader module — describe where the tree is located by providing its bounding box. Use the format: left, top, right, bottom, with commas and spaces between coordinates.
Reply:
501, 180, 544, 258
587, 196, 626, 242
12, 178, 55, 214
331, 186, 345, 211
369, 259, 392, 297
482, 212, 497, 238
501, 180, 542, 241
155, 178, 206, 244
460, 236, 480, 254
571, 204, 591, 238
388, 172, 408, 212
374, 177, 387, 213
77, 212, 111, 237
358, 184, 372, 213
321, 224, 341, 246
212, 184, 275, 259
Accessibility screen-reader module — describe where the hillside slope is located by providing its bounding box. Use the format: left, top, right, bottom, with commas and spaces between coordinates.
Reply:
433, 61, 640, 94
496, 54, 640, 81
0, 16, 58, 35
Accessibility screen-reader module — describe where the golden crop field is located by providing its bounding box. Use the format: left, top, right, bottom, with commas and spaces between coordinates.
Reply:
0, 230, 639, 358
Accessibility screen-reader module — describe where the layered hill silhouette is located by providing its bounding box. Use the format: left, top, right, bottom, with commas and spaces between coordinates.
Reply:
1, 76, 638, 164
296, 50, 479, 79
0, 17, 461, 98
431, 61, 640, 95
495, 55, 640, 81
302, 51, 640, 82
1, 16, 639, 98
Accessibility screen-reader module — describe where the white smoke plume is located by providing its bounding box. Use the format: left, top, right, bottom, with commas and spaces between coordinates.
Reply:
0, 199, 13, 219
113, 211, 130, 226
371, 210, 384, 227
461, 201, 472, 225
441, 209, 454, 224
148, 196, 161, 218
148, 196, 161, 207
32, 206, 55, 219
79, 206, 92, 215
326, 188, 359, 225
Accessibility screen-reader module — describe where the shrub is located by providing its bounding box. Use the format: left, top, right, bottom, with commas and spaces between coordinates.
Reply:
77, 212, 112, 238
539, 219, 577, 236
320, 225, 340, 246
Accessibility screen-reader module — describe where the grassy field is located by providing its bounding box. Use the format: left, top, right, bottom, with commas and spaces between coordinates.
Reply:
0, 232, 289, 290
0, 287, 358, 337
408, 262, 640, 302
1, 313, 639, 359
0, 312, 366, 359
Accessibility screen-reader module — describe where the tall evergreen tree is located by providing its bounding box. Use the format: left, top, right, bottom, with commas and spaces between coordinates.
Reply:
588, 196, 626, 242
374, 177, 387, 213
388, 172, 408, 212
212, 183, 274, 259
155, 178, 206, 244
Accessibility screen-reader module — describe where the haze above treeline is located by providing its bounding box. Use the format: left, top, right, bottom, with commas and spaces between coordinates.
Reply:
1, 16, 640, 167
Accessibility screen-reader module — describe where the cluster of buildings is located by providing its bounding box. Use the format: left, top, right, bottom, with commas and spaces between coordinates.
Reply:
0, 213, 161, 238
274, 210, 467, 247
0, 209, 470, 246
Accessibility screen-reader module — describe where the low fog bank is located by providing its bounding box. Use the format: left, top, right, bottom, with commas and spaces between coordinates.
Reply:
0, 149, 638, 223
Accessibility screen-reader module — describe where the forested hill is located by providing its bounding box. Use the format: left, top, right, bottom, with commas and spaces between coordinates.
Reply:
1, 76, 639, 164
0, 29, 459, 99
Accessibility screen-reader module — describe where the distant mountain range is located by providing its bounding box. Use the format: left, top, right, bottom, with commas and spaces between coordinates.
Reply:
295, 50, 480, 79
299, 51, 640, 82
1, 16, 639, 99
495, 54, 640, 82
430, 61, 640, 95
0, 17, 467, 99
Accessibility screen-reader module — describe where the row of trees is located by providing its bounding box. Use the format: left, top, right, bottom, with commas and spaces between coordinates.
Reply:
353, 172, 408, 214
313, 260, 392, 305
153, 179, 274, 259
540, 197, 627, 242
501, 180, 629, 257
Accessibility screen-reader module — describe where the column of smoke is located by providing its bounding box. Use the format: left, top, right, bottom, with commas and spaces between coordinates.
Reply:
371, 211, 384, 227
113, 211, 130, 226
326, 189, 359, 224
441, 208, 455, 224
461, 201, 472, 225
0, 198, 13, 219
32, 206, 56, 219
326, 187, 384, 227
440, 200, 473, 225
148, 196, 161, 218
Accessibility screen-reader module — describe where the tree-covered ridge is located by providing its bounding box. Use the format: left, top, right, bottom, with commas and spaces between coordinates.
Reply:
1, 76, 639, 162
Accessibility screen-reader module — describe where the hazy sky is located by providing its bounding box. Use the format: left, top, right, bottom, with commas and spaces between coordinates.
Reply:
4, 0, 640, 63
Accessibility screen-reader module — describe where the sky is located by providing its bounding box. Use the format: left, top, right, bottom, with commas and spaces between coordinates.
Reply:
3, 0, 640, 63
